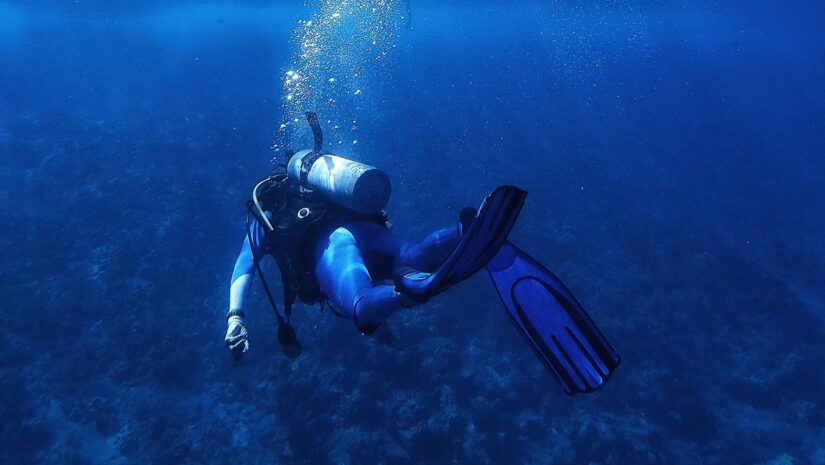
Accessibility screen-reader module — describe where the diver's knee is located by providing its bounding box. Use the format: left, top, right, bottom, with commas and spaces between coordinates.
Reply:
352, 303, 383, 336
352, 294, 381, 335
328, 226, 357, 245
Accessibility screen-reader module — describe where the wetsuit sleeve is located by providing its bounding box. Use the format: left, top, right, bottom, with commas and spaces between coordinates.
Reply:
229, 216, 269, 312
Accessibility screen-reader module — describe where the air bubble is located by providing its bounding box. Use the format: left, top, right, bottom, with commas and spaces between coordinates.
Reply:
277, 0, 406, 151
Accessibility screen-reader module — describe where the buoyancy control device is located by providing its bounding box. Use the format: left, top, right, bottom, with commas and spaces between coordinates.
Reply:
245, 112, 392, 359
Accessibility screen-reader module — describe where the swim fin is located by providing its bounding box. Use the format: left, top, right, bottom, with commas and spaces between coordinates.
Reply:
396, 185, 527, 302
487, 242, 620, 394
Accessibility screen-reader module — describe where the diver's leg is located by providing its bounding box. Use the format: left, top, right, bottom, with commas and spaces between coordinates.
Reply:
315, 226, 405, 333
394, 187, 526, 302
397, 225, 462, 271
363, 221, 463, 272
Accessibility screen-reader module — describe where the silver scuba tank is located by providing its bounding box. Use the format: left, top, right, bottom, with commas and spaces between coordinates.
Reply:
287, 149, 391, 215
286, 112, 391, 215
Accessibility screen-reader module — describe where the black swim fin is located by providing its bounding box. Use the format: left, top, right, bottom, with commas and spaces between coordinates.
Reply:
396, 185, 526, 302
487, 242, 620, 394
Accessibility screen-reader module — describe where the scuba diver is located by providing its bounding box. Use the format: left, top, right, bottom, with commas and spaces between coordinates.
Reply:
224, 112, 620, 395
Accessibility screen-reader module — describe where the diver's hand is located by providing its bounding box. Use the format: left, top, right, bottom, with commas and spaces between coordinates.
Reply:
225, 315, 249, 360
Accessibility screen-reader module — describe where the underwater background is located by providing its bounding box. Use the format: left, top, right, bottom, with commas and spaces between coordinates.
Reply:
2, 1, 825, 464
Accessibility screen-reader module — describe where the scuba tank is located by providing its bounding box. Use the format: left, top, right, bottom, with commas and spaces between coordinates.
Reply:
287, 150, 391, 215
286, 112, 391, 215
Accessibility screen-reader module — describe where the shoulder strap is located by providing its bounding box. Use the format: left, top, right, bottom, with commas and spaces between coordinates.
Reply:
244, 206, 287, 317
245, 202, 298, 315
244, 206, 302, 358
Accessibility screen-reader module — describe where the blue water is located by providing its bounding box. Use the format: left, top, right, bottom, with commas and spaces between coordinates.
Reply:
2, 1, 825, 464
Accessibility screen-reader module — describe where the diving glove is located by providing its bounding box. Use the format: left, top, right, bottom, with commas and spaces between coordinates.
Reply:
225, 314, 249, 360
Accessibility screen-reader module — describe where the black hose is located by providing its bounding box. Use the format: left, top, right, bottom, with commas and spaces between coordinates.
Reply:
245, 210, 286, 325
244, 207, 302, 358
306, 111, 323, 152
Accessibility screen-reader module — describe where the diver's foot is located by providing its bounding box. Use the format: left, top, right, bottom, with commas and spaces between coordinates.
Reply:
395, 186, 527, 303
395, 209, 474, 304
394, 267, 434, 303
459, 206, 476, 235
397, 287, 420, 307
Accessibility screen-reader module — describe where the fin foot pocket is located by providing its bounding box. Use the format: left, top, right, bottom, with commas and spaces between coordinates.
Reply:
396, 186, 526, 302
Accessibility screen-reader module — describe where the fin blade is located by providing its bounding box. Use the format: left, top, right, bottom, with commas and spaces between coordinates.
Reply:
487, 242, 620, 394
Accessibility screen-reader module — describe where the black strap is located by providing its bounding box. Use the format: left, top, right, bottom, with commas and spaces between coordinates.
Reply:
244, 208, 289, 324
306, 111, 323, 152
299, 111, 326, 185
299, 150, 325, 185
244, 204, 302, 359
246, 192, 302, 312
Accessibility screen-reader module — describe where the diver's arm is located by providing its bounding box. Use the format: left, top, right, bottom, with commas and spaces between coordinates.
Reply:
229, 238, 256, 312
228, 216, 269, 312
225, 217, 268, 359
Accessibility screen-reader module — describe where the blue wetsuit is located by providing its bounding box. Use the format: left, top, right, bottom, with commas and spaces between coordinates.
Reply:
231, 217, 461, 332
